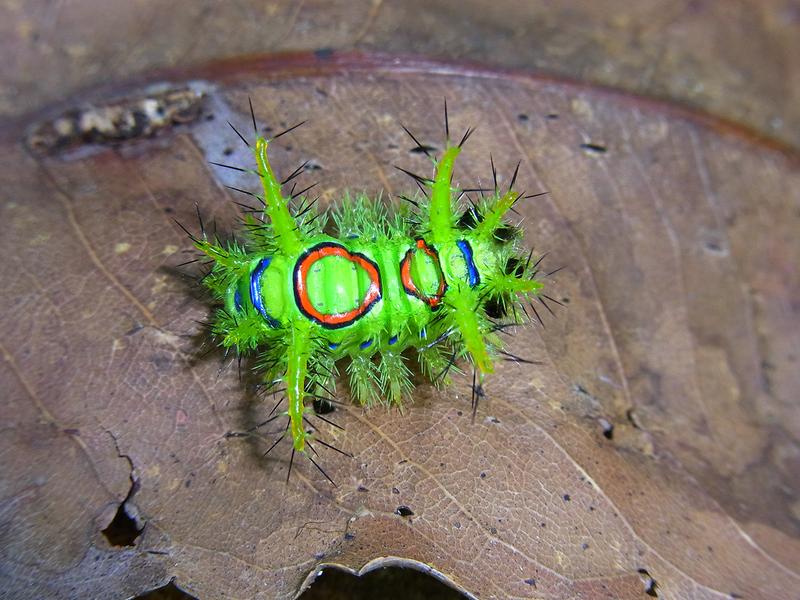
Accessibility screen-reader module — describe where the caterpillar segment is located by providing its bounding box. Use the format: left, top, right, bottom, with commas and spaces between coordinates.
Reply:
193, 102, 551, 481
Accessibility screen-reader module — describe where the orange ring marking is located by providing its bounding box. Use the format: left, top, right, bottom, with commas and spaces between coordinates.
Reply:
294, 243, 382, 328
400, 239, 447, 308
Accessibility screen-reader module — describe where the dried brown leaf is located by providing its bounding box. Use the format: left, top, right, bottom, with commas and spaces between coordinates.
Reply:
1, 56, 798, 599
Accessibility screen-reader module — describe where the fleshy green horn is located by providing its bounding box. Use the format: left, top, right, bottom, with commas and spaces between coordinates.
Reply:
448, 283, 494, 374
286, 320, 313, 452
429, 145, 461, 245
474, 190, 519, 240
254, 136, 303, 255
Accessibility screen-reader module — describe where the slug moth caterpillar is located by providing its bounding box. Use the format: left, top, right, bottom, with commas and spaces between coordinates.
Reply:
183, 100, 559, 483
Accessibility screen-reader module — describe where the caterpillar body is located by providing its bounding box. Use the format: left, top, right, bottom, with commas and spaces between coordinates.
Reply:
191, 102, 554, 481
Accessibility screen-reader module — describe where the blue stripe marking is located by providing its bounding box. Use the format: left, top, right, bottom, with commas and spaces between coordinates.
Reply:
388, 335, 398, 345
250, 258, 280, 327
360, 339, 372, 350
328, 342, 340, 350
233, 289, 243, 312
456, 239, 480, 287
419, 328, 427, 339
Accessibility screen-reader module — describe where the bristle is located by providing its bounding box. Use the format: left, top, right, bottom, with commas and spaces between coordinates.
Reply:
208, 161, 249, 174
248, 97, 258, 137
281, 160, 310, 185
286, 448, 296, 482
394, 165, 434, 185
311, 412, 344, 431
306, 448, 337, 486
315, 438, 353, 458
443, 98, 450, 142
263, 420, 289, 456
272, 120, 306, 140
458, 126, 475, 148
508, 161, 521, 192
401, 124, 432, 158
227, 121, 250, 148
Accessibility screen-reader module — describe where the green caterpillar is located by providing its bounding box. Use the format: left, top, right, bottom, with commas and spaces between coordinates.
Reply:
189, 101, 557, 482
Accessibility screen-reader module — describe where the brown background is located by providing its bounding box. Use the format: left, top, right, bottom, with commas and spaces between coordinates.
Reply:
2, 0, 799, 149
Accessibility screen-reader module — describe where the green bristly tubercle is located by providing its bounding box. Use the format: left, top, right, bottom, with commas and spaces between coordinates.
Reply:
475, 190, 518, 239
448, 282, 493, 374
255, 137, 303, 256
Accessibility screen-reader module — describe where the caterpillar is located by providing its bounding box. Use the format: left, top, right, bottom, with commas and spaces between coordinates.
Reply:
186, 100, 558, 483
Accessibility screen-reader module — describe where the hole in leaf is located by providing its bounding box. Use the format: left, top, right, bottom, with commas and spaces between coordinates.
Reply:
304, 160, 323, 172
580, 142, 607, 154
599, 418, 614, 440
102, 478, 143, 547
102, 503, 142, 546
133, 580, 197, 600
299, 565, 467, 599
637, 569, 659, 597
